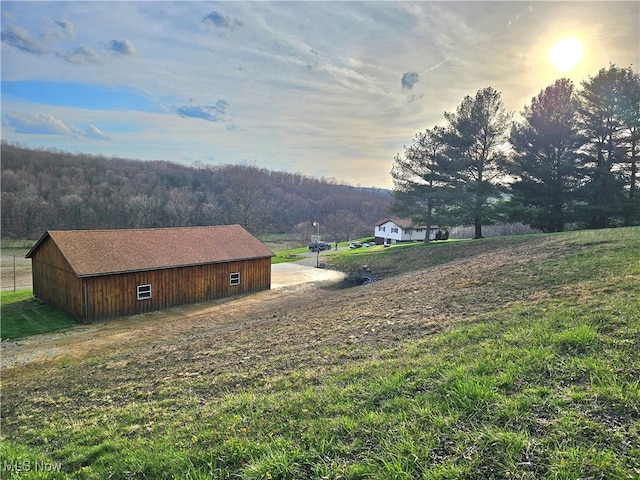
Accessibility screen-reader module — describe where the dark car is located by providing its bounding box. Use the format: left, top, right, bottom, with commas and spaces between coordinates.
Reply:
309, 241, 332, 252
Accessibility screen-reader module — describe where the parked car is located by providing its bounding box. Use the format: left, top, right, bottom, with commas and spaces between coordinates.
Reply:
309, 241, 332, 252
349, 242, 370, 249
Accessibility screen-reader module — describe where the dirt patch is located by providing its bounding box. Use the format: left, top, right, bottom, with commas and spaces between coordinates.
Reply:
1, 251, 32, 291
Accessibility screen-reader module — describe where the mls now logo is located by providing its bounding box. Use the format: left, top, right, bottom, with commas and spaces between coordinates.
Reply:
3, 459, 63, 473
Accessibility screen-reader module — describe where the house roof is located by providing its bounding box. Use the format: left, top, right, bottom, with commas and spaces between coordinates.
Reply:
375, 218, 424, 229
27, 225, 274, 277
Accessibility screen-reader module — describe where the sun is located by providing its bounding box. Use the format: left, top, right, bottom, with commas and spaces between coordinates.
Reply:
548, 37, 583, 73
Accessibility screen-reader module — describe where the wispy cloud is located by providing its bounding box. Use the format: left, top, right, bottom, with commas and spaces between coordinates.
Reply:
176, 100, 229, 122
202, 11, 242, 29
61, 46, 101, 64
54, 19, 76, 36
4, 111, 73, 135
3, 110, 110, 140
85, 124, 110, 140
108, 39, 137, 56
1, 25, 48, 54
2, 19, 137, 64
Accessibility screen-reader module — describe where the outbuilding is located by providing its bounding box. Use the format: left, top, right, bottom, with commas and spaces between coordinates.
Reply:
26, 225, 274, 322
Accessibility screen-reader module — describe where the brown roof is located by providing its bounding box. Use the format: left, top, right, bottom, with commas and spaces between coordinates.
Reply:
27, 225, 274, 277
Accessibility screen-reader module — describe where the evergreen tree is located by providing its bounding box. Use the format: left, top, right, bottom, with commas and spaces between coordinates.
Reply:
577, 64, 635, 228
617, 67, 640, 225
441, 87, 512, 239
509, 79, 584, 232
390, 126, 452, 242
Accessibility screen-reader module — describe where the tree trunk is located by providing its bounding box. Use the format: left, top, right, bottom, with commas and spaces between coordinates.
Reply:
423, 223, 431, 243
474, 218, 483, 239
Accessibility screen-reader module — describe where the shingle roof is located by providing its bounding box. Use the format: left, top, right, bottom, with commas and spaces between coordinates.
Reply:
27, 225, 274, 277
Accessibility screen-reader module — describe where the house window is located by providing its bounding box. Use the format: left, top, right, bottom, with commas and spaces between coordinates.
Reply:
391, 227, 398, 234
380, 226, 386, 232
137, 284, 152, 300
230, 272, 241, 286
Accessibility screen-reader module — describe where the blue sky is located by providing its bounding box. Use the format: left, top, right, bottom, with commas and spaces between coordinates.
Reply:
2, 1, 639, 188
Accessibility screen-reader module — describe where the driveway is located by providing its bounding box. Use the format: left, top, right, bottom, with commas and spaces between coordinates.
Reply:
271, 261, 344, 288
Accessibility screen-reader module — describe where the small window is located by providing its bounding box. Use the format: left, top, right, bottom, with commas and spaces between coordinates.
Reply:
391, 227, 398, 234
230, 272, 240, 286
137, 284, 152, 300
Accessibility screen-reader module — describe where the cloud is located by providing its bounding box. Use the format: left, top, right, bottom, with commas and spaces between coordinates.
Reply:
401, 72, 419, 90
61, 46, 101, 64
0, 25, 48, 54
85, 124, 110, 140
55, 19, 76, 36
108, 38, 137, 56
3, 111, 74, 135
3, 111, 109, 140
407, 92, 426, 104
202, 11, 242, 29
176, 100, 229, 122
41, 18, 76, 43
2, 19, 136, 63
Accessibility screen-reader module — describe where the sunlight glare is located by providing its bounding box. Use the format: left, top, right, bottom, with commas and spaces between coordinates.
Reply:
548, 37, 583, 73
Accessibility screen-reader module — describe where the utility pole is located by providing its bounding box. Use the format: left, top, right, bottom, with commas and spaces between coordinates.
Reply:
313, 221, 320, 267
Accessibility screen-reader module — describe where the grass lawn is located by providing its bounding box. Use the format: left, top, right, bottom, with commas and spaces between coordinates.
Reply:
1, 290, 77, 340
1, 227, 639, 479
271, 246, 310, 264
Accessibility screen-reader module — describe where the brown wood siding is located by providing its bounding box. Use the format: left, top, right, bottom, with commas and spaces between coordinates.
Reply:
82, 257, 272, 321
29, 237, 84, 318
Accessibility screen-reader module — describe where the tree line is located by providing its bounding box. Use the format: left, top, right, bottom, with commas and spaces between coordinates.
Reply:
391, 64, 640, 238
1, 143, 391, 241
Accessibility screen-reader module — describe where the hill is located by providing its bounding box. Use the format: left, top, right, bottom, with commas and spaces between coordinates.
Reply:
1, 228, 639, 478
0, 142, 391, 240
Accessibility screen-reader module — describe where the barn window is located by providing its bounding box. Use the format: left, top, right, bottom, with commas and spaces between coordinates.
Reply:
137, 284, 152, 300
230, 272, 241, 286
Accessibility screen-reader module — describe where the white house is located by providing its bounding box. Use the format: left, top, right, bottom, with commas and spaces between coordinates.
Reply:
374, 219, 439, 244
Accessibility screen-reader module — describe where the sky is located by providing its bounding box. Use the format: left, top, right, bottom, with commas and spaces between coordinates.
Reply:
2, 1, 639, 189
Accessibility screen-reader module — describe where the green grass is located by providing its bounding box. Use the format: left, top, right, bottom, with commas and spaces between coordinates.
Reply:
1, 290, 77, 340
328, 236, 528, 276
1, 239, 37, 249
272, 241, 355, 264
1, 227, 639, 479
271, 246, 311, 264
257, 233, 307, 254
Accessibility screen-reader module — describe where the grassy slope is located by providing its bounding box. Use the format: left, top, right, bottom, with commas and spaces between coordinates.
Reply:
1, 291, 77, 340
1, 228, 639, 479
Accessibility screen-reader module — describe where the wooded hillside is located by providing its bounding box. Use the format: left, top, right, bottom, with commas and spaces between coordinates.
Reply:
1, 143, 391, 240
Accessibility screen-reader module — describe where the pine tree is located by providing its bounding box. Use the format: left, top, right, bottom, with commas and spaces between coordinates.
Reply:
509, 79, 584, 232
441, 87, 512, 239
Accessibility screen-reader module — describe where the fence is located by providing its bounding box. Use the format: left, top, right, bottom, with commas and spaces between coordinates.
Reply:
1, 255, 32, 292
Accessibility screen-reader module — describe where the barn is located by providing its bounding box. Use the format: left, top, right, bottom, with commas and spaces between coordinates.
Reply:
26, 225, 274, 322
